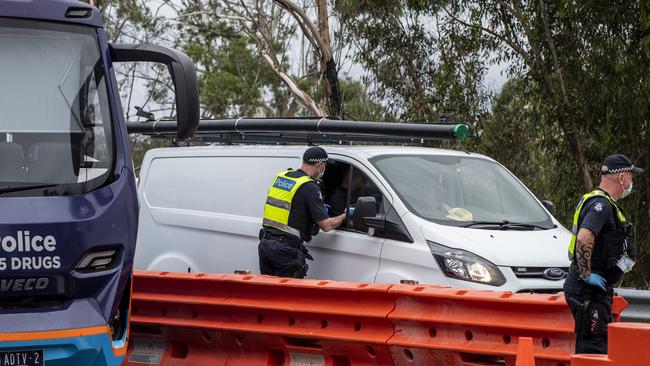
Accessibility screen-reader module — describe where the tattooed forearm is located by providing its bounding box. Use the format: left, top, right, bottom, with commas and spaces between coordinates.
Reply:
576, 228, 595, 278
577, 243, 593, 277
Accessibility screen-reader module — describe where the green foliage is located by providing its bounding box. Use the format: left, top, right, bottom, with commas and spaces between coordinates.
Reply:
335, 1, 490, 123
339, 78, 385, 121
186, 34, 278, 117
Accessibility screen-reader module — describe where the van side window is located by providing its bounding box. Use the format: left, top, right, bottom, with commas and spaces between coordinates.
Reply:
322, 162, 383, 232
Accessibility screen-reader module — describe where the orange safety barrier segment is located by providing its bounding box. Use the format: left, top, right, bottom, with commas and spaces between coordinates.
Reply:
125, 271, 396, 365
515, 337, 535, 366
610, 295, 629, 323
571, 322, 650, 366
125, 270, 630, 366
386, 285, 629, 366
387, 285, 580, 366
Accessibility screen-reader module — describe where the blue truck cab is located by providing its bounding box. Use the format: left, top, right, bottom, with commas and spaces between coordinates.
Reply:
0, 1, 199, 365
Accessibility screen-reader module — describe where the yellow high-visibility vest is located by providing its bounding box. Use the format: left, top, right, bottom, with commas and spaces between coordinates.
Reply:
262, 170, 313, 238
568, 189, 626, 260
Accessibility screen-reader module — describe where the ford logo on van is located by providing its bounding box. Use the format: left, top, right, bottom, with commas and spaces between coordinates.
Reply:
543, 268, 566, 280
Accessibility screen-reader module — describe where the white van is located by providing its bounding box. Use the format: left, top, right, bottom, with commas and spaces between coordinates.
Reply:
134, 145, 571, 292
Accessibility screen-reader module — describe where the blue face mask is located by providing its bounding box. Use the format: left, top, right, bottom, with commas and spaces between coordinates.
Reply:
621, 175, 633, 199
314, 163, 325, 180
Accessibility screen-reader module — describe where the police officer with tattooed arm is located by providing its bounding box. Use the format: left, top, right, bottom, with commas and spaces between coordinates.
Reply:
258, 147, 347, 278
564, 154, 643, 354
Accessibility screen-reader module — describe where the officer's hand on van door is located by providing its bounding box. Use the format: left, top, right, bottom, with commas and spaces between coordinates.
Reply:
582, 273, 607, 291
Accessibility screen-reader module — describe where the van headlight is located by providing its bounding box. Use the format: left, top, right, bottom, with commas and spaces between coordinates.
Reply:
427, 241, 506, 286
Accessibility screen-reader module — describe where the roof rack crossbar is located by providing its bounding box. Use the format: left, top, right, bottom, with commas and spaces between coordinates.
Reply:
126, 117, 470, 142
196, 133, 428, 145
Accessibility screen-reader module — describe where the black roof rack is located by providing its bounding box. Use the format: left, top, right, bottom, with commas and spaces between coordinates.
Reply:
126, 117, 470, 144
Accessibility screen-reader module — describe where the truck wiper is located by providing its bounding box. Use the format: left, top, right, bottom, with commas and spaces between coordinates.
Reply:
0, 184, 61, 195
461, 220, 554, 230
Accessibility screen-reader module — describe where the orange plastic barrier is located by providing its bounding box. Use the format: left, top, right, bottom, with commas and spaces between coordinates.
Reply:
386, 286, 627, 366
124, 271, 630, 366
124, 271, 396, 365
515, 337, 535, 366
571, 323, 650, 366
387, 285, 578, 366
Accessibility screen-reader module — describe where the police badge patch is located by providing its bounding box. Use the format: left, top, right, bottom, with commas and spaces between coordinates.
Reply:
594, 202, 603, 212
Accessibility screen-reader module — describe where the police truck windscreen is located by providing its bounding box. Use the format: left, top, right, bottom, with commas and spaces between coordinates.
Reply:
371, 155, 554, 229
0, 19, 113, 196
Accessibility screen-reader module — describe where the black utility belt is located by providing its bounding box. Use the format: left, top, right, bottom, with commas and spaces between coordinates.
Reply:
261, 231, 303, 249
568, 263, 582, 280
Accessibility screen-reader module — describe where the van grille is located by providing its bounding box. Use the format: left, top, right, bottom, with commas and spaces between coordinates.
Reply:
511, 266, 568, 280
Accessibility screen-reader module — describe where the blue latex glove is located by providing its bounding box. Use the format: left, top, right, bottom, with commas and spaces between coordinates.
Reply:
582, 273, 607, 291
347, 207, 355, 218
324, 203, 332, 215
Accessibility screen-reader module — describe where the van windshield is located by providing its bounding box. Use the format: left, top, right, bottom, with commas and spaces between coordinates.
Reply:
370, 154, 554, 229
0, 19, 113, 196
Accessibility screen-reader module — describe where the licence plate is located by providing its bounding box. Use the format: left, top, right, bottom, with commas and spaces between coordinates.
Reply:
0, 350, 43, 366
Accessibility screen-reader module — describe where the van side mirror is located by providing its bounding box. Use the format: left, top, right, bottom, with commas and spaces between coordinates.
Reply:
542, 200, 555, 216
363, 205, 414, 243
353, 196, 378, 232
353, 196, 413, 242
109, 43, 200, 140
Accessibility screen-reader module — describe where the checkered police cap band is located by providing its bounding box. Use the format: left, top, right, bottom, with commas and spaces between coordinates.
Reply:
307, 157, 328, 163
602, 166, 635, 174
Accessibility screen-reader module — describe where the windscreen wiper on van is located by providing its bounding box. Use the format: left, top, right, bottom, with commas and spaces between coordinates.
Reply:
0, 184, 62, 195
461, 220, 554, 230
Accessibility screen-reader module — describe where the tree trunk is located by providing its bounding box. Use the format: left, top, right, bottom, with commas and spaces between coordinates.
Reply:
646, 140, 650, 219
316, 0, 342, 117
261, 52, 324, 116
537, 0, 593, 192
316, 0, 331, 53
562, 123, 593, 191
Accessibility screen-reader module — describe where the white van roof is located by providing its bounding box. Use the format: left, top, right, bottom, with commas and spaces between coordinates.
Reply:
144, 144, 494, 162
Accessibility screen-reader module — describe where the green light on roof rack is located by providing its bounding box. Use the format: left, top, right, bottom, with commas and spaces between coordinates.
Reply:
453, 124, 470, 142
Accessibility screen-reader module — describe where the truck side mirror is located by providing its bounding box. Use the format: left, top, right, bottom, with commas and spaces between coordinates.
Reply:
353, 196, 378, 232
109, 44, 200, 140
542, 200, 555, 216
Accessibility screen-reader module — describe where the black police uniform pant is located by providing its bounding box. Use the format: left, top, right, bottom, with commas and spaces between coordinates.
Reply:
258, 238, 308, 278
563, 274, 613, 354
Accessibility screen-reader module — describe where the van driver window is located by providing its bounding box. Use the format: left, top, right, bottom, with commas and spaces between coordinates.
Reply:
321, 162, 383, 231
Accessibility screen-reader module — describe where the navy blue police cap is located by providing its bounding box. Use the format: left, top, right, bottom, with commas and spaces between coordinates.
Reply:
303, 146, 329, 164
601, 154, 644, 175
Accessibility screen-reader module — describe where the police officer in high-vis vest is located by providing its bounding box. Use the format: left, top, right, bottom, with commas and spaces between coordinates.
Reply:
564, 154, 643, 354
259, 146, 347, 278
